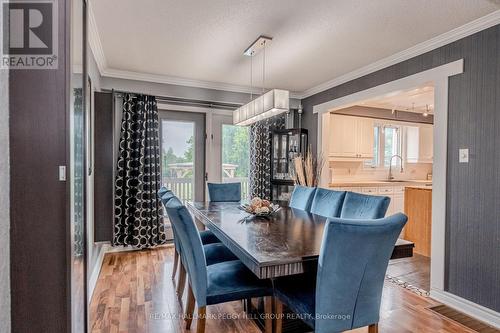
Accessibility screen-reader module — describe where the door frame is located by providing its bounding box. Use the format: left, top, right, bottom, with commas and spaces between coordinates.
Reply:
157, 103, 233, 200
313, 59, 463, 297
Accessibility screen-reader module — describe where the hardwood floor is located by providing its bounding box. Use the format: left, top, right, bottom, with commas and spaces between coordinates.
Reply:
90, 246, 479, 333
386, 254, 430, 292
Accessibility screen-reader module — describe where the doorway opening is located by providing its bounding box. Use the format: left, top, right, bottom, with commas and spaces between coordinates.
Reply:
321, 83, 435, 293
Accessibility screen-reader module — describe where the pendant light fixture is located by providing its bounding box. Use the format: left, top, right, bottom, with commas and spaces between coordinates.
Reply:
233, 36, 289, 126
423, 104, 430, 117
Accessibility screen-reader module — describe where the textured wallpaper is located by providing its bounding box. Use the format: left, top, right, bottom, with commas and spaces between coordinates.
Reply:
0, 66, 10, 332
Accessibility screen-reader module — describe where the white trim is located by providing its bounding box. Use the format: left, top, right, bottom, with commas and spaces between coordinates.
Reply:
300, 10, 500, 99
101, 67, 304, 97
431, 290, 500, 329
313, 60, 463, 114
87, 243, 109, 305
87, 1, 107, 74
315, 59, 463, 308
87, 7, 500, 99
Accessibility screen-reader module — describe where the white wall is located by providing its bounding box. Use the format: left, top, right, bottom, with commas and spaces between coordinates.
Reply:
0, 67, 11, 331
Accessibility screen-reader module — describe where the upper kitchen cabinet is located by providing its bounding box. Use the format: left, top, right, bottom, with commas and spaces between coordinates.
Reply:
406, 124, 433, 163
329, 114, 374, 160
419, 124, 433, 162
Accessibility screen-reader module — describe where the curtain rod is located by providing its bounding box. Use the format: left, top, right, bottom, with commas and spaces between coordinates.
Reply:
102, 88, 240, 110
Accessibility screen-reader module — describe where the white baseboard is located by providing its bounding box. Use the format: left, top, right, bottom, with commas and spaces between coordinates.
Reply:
87, 243, 110, 305
430, 289, 500, 329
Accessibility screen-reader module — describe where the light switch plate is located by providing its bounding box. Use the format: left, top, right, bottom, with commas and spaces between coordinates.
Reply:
459, 148, 469, 163
59, 166, 67, 181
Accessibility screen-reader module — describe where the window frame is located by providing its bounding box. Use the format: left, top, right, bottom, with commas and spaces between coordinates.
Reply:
364, 122, 403, 170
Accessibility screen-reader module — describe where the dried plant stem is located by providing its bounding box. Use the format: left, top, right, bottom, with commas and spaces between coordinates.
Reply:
292, 147, 324, 187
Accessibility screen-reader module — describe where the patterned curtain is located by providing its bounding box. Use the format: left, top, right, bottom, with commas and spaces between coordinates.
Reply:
249, 115, 286, 200
113, 94, 167, 248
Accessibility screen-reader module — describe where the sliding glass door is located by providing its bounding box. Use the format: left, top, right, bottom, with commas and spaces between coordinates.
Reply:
159, 111, 206, 202
212, 114, 250, 200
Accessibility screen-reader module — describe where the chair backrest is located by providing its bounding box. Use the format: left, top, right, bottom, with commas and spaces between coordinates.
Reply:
289, 185, 316, 211
165, 197, 208, 306
315, 213, 407, 333
310, 188, 347, 218
160, 190, 175, 206
157, 186, 169, 199
207, 182, 241, 202
159, 190, 180, 251
340, 192, 390, 219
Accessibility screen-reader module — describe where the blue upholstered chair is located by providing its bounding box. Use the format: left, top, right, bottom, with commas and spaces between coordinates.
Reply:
158, 186, 170, 199
340, 192, 391, 219
160, 189, 219, 244
289, 185, 317, 211
207, 182, 242, 202
274, 213, 407, 333
158, 190, 233, 298
165, 197, 273, 333
310, 188, 347, 218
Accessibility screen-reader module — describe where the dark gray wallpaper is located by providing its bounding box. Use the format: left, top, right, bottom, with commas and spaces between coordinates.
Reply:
301, 25, 500, 311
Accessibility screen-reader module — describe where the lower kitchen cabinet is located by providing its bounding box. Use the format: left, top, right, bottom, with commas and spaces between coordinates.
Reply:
331, 185, 406, 215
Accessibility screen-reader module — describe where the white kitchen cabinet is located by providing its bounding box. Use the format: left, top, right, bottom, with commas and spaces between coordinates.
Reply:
329, 114, 374, 159
391, 193, 404, 213
419, 124, 433, 163
329, 115, 357, 157
357, 117, 375, 158
330, 184, 406, 217
405, 124, 433, 163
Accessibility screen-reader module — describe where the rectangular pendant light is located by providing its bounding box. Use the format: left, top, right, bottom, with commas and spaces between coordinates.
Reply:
233, 89, 289, 126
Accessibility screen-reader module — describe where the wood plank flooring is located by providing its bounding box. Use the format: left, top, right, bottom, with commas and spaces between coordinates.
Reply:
386, 254, 430, 291
89, 246, 481, 333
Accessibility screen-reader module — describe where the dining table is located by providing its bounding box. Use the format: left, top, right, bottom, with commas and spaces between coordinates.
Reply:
187, 201, 414, 280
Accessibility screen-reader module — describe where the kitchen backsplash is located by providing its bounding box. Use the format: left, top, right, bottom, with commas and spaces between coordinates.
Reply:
328, 161, 432, 182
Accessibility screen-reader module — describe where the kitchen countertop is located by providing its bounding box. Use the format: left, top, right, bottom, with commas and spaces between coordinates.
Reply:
404, 185, 433, 190
329, 179, 432, 187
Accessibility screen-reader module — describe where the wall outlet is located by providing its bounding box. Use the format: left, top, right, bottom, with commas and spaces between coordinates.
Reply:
459, 148, 469, 163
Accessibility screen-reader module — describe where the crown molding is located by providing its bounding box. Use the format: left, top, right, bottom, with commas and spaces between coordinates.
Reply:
87, 6, 499, 101
87, 0, 107, 74
298, 10, 500, 99
101, 67, 303, 97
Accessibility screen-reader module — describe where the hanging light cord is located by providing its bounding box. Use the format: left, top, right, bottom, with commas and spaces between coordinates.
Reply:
250, 51, 253, 100
262, 40, 266, 95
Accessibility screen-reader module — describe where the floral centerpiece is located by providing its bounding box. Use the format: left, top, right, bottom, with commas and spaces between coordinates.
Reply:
239, 197, 280, 217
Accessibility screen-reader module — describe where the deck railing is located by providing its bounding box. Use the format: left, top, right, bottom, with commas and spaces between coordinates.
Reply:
163, 176, 249, 201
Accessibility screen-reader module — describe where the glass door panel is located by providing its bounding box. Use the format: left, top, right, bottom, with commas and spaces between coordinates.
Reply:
159, 110, 205, 203
221, 124, 250, 200
161, 120, 195, 201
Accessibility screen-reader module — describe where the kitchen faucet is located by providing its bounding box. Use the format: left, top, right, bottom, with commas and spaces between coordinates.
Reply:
388, 154, 404, 180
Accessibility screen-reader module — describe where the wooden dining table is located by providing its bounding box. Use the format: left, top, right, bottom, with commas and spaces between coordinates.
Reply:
187, 201, 414, 280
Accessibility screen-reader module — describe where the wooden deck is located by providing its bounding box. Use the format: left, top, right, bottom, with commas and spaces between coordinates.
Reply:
89, 246, 480, 333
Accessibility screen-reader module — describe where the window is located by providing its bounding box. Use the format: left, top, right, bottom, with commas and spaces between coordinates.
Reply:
221, 124, 250, 200
365, 124, 402, 168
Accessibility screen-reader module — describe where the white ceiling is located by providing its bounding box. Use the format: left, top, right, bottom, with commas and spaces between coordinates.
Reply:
91, 0, 499, 94
361, 84, 435, 114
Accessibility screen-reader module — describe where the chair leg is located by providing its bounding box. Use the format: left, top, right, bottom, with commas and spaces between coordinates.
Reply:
274, 298, 283, 333
368, 323, 378, 333
172, 249, 179, 279
177, 263, 186, 301
196, 306, 206, 333
185, 284, 195, 329
264, 296, 273, 333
